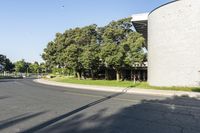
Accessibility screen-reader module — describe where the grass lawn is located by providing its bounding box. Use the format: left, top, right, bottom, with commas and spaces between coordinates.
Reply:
50, 76, 135, 87
48, 76, 200, 92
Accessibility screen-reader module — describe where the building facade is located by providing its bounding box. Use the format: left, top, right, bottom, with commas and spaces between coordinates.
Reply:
132, 0, 200, 87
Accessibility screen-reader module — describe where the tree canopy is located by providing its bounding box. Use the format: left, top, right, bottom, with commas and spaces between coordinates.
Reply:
0, 54, 14, 72
42, 17, 146, 81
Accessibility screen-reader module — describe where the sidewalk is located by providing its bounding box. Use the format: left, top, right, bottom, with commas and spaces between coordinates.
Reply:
34, 79, 200, 98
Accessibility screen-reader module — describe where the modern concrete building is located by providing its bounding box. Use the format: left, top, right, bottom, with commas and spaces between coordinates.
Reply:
132, 0, 200, 87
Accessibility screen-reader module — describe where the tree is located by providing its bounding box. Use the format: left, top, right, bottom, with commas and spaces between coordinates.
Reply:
42, 41, 58, 69
14, 59, 29, 73
0, 54, 14, 72
100, 43, 124, 81
80, 44, 100, 79
39, 62, 46, 73
29, 62, 40, 73
41, 17, 146, 81
42, 25, 99, 72
62, 44, 82, 80
123, 32, 145, 66
102, 18, 133, 44
100, 18, 133, 81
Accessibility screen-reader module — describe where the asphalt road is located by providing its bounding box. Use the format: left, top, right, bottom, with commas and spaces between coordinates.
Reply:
0, 79, 200, 133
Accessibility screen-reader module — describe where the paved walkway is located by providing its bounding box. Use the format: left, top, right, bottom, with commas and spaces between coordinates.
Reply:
35, 79, 200, 98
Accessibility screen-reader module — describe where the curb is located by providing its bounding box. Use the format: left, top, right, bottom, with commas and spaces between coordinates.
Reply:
34, 79, 125, 93
34, 79, 200, 98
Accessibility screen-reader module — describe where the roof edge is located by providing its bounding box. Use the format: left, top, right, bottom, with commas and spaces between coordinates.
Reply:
131, 13, 149, 22
149, 0, 180, 16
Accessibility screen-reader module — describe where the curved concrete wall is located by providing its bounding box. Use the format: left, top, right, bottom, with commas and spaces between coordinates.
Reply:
148, 0, 200, 87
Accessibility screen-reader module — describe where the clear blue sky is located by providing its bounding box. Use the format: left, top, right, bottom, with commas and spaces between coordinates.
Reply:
0, 0, 171, 63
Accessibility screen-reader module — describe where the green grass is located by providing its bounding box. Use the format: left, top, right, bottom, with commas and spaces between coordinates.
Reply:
134, 82, 200, 92
50, 76, 135, 87
49, 76, 200, 92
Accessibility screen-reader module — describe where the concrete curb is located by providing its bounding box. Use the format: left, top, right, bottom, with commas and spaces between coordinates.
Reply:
34, 79, 200, 98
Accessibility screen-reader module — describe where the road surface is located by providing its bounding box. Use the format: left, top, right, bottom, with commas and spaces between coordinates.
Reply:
0, 79, 200, 133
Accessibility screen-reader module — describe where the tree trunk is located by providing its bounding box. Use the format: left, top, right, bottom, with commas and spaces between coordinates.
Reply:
77, 72, 81, 80
116, 69, 120, 81
105, 68, 109, 80
82, 71, 86, 80
131, 69, 133, 80
121, 69, 125, 81
91, 70, 95, 80
74, 70, 77, 78
133, 70, 136, 84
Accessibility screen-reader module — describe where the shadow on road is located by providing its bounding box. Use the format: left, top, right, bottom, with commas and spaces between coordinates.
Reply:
0, 96, 11, 100
0, 79, 16, 82
23, 95, 200, 133
0, 111, 47, 131
21, 88, 130, 133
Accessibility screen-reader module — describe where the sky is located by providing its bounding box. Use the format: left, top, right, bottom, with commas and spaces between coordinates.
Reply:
0, 0, 171, 63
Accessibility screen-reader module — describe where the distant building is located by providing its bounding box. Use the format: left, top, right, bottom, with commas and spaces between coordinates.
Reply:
132, 0, 200, 87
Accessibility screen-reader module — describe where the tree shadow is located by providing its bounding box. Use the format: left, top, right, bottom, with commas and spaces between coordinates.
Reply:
0, 79, 15, 82
0, 111, 47, 131
0, 96, 10, 100
191, 88, 200, 92
21, 89, 130, 133
24, 95, 200, 133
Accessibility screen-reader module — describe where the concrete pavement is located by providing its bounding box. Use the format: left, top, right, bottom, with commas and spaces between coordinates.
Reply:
35, 79, 200, 98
